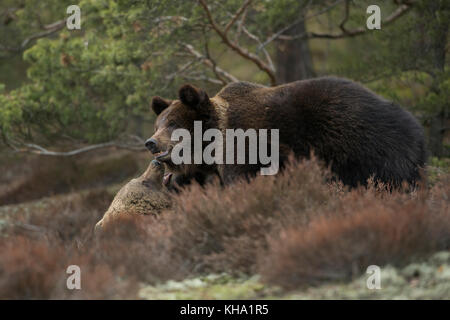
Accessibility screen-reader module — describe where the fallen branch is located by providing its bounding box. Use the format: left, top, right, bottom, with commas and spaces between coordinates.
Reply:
8, 135, 147, 156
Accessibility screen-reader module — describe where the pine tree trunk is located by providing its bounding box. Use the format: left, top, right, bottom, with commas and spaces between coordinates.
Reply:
427, 2, 449, 157
429, 112, 445, 158
275, 19, 315, 84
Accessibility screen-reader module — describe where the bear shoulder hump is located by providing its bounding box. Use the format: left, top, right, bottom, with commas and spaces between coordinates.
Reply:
218, 81, 266, 98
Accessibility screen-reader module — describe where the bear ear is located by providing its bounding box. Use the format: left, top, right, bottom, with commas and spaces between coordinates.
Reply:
178, 84, 209, 109
151, 96, 171, 115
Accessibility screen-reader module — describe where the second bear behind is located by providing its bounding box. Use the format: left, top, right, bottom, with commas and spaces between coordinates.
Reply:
95, 160, 171, 232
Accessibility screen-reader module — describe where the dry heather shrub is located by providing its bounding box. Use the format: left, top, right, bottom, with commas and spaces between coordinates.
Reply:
0, 236, 67, 299
1, 155, 448, 298
0, 179, 186, 298
9, 189, 112, 243
93, 214, 185, 283
162, 157, 338, 274
0, 189, 140, 299
0, 153, 139, 206
0, 235, 137, 299
260, 183, 450, 289
0, 190, 165, 298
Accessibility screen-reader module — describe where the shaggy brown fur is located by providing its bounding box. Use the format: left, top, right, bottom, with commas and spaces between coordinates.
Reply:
95, 160, 171, 232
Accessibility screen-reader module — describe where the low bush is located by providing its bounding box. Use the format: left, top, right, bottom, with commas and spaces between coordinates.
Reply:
0, 157, 448, 298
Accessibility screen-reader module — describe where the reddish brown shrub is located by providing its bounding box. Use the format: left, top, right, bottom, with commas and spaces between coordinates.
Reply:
260, 183, 450, 289
0, 155, 448, 298
0, 234, 141, 299
158, 157, 338, 274
93, 214, 185, 284
7, 189, 112, 244
0, 189, 139, 299
0, 236, 66, 299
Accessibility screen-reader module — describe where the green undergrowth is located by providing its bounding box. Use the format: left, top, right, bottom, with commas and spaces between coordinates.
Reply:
138, 251, 450, 300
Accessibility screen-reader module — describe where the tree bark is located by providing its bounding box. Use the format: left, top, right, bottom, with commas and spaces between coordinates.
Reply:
427, 2, 449, 157
275, 18, 315, 84
429, 112, 445, 158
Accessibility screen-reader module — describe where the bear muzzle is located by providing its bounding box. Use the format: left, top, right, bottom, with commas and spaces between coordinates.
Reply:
145, 138, 159, 154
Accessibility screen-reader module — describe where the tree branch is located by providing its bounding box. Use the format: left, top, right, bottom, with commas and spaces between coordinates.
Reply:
339, 0, 351, 34
165, 60, 197, 82
234, 5, 247, 43
212, 2, 275, 75
152, 16, 188, 24
198, 0, 276, 85
242, 26, 275, 73
278, 3, 413, 41
181, 74, 224, 85
259, 0, 344, 50
1, 7, 20, 25
0, 19, 66, 53
182, 43, 240, 83
204, 39, 228, 85
224, 0, 252, 34
21, 20, 66, 49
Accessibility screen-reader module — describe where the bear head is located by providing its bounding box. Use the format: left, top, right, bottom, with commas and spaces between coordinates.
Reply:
146, 84, 219, 186
94, 159, 169, 233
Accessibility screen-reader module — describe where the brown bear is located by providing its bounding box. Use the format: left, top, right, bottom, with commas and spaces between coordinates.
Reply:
146, 77, 427, 188
95, 160, 171, 232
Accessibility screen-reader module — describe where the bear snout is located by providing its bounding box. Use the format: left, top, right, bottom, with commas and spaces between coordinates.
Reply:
145, 138, 159, 154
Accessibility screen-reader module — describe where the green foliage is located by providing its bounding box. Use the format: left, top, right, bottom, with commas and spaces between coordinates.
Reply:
0, 0, 184, 143
0, 0, 220, 144
430, 156, 450, 171
330, 0, 449, 117
0, 0, 448, 149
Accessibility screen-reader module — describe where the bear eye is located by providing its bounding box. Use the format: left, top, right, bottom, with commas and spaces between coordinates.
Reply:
168, 121, 177, 128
